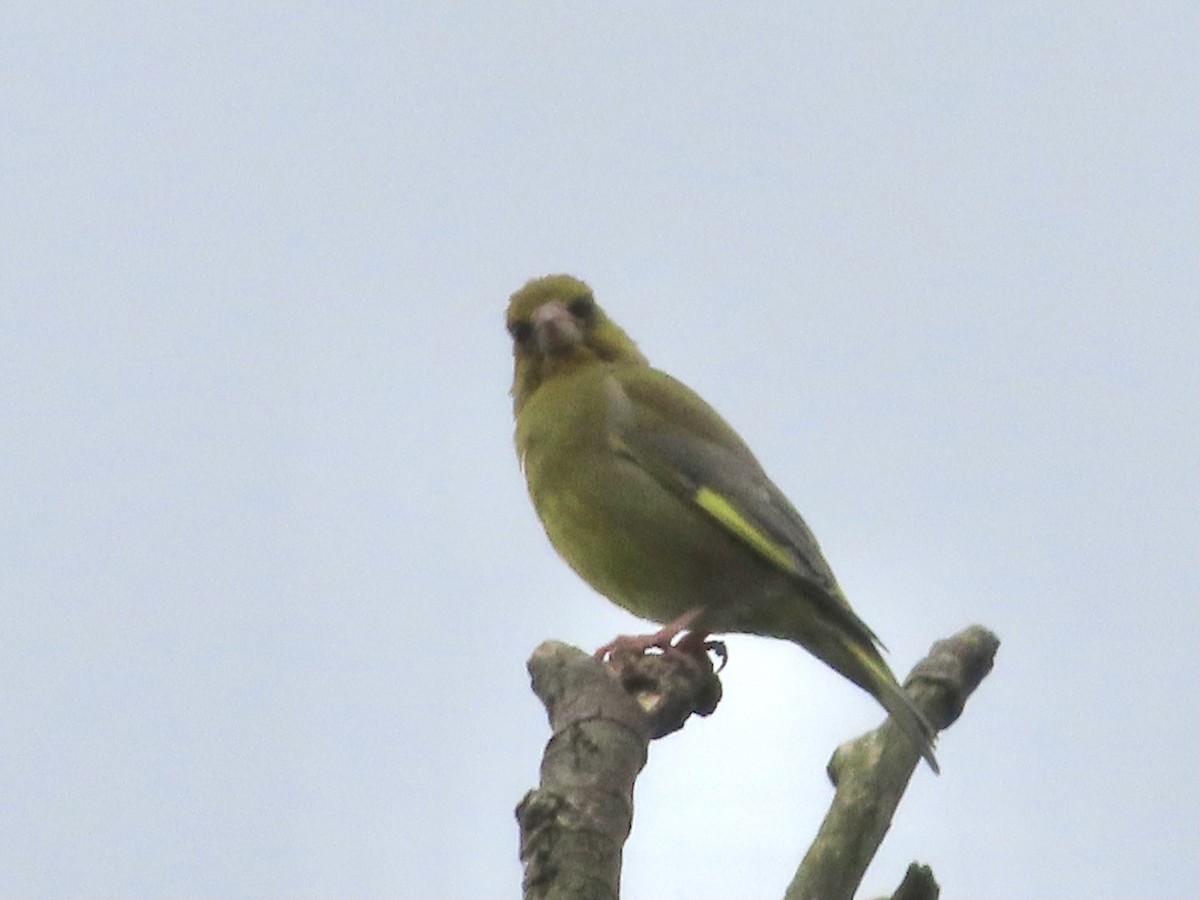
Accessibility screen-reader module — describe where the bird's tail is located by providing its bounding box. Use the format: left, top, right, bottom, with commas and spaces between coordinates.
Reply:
823, 634, 940, 773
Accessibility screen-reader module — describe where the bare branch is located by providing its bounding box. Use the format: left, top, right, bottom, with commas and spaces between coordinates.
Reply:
515, 626, 998, 900
784, 625, 1000, 900
888, 863, 940, 900
516, 641, 721, 900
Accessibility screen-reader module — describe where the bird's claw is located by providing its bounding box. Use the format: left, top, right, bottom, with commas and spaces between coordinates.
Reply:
702, 639, 728, 672
597, 630, 729, 676
594, 632, 674, 661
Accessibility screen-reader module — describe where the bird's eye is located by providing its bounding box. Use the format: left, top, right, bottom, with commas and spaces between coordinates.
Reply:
509, 321, 533, 344
567, 296, 595, 320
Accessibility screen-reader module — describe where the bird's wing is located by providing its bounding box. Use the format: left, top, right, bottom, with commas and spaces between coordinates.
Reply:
607, 366, 881, 646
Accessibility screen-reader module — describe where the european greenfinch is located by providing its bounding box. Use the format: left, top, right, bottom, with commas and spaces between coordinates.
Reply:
506, 274, 938, 772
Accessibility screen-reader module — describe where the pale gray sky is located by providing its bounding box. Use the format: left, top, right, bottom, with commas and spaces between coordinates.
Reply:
3, 4, 1197, 898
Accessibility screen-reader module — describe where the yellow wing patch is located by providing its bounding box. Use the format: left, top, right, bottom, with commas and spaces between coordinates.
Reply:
608, 422, 803, 580
845, 638, 891, 686
693, 486, 799, 575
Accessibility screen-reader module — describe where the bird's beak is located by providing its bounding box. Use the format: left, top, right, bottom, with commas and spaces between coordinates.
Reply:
531, 302, 583, 357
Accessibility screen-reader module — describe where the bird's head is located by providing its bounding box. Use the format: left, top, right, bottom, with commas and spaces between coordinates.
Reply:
506, 275, 646, 414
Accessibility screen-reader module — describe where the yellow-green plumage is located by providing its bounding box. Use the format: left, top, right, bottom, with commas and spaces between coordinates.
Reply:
507, 274, 938, 772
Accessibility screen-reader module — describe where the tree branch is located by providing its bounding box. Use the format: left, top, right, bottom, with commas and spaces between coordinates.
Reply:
884, 863, 940, 900
516, 641, 721, 900
516, 626, 998, 900
785, 625, 1000, 900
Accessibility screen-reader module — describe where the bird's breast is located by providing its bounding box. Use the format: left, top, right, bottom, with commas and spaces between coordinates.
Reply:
516, 371, 782, 626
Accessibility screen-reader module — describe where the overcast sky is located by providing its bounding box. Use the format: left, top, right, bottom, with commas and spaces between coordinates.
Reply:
3, 4, 1198, 898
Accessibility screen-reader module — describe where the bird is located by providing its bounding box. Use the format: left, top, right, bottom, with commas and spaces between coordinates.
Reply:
506, 274, 938, 772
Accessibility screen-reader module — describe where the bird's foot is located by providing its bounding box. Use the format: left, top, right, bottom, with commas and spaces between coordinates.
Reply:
595, 607, 702, 659
667, 630, 728, 672
594, 627, 684, 660
596, 626, 726, 672
596, 608, 730, 669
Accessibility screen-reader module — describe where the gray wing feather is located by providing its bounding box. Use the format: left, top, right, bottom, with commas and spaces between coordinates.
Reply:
628, 428, 839, 588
